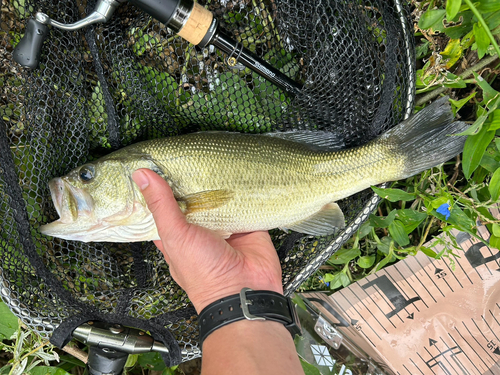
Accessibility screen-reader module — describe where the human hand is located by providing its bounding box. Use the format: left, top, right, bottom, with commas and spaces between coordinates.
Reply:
132, 169, 283, 313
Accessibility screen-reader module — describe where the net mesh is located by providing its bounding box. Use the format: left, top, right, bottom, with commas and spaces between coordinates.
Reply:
0, 0, 414, 364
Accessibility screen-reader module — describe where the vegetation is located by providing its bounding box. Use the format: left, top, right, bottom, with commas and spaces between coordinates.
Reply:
301, 0, 500, 294
1, 0, 499, 373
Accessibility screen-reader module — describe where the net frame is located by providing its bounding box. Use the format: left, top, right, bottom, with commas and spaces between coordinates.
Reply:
0, 0, 415, 364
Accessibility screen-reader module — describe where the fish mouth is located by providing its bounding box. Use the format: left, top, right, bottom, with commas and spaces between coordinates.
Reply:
42, 178, 95, 226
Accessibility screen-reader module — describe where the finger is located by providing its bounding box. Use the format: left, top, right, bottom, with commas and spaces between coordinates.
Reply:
132, 169, 188, 241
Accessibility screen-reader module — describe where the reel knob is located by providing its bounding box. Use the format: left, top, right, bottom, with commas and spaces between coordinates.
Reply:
13, 18, 49, 69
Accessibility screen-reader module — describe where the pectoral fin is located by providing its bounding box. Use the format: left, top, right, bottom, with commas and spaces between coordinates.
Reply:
281, 203, 345, 236
180, 190, 234, 214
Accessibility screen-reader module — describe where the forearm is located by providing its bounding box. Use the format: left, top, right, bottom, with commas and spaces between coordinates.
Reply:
201, 320, 304, 375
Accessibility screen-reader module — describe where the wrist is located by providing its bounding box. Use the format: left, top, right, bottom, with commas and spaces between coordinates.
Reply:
190, 282, 283, 313
197, 288, 301, 347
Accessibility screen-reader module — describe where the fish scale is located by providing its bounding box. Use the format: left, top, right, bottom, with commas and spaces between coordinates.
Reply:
40, 98, 469, 242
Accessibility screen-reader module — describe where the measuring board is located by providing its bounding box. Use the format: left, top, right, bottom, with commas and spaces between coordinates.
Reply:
302, 208, 500, 375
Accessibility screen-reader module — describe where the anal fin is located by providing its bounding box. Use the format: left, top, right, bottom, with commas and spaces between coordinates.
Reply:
282, 203, 345, 236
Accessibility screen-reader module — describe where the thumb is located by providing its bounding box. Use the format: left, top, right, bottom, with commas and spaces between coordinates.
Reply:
132, 169, 188, 240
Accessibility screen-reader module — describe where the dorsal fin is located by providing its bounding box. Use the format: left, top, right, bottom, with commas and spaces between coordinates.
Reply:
264, 130, 345, 151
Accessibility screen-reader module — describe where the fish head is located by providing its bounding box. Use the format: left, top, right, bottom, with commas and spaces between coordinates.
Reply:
40, 159, 157, 242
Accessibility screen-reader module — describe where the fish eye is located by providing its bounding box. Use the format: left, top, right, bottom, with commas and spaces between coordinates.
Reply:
79, 165, 95, 182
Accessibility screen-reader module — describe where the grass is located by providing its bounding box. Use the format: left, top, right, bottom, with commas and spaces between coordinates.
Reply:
1, 0, 499, 374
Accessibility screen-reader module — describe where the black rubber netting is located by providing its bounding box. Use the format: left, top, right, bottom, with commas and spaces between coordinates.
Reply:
0, 0, 415, 365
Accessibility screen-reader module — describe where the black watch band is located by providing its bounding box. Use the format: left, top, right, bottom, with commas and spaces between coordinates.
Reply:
198, 288, 301, 346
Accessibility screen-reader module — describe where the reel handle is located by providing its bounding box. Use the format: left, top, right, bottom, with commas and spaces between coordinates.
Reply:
13, 18, 49, 69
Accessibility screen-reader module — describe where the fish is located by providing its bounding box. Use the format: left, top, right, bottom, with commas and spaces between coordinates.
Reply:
39, 97, 468, 243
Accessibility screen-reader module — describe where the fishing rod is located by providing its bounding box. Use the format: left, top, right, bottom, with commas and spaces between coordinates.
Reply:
13, 0, 303, 97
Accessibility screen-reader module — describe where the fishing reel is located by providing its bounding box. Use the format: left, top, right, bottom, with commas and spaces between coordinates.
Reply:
13, 0, 302, 96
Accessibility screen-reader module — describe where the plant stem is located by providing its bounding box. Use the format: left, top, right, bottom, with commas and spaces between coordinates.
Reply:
416, 216, 435, 252
8, 340, 51, 375
463, 0, 500, 58
416, 54, 499, 106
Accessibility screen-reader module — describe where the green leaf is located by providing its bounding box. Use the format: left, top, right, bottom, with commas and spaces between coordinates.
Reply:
125, 354, 139, 368
0, 301, 19, 340
327, 272, 350, 289
488, 110, 500, 131
358, 221, 373, 238
456, 113, 487, 136
357, 255, 376, 268
489, 235, 500, 250
328, 247, 361, 265
396, 209, 428, 233
473, 22, 491, 59
446, 0, 462, 20
377, 236, 393, 254
450, 92, 477, 116
29, 368, 72, 375
462, 123, 495, 179
474, 72, 499, 104
419, 246, 437, 258
440, 39, 463, 68
479, 153, 499, 172
369, 209, 397, 228
431, 196, 450, 209
492, 223, 500, 237
373, 252, 397, 272
419, 9, 446, 30
477, 0, 500, 12
162, 366, 179, 375
137, 352, 166, 371
388, 220, 410, 246
371, 186, 415, 202
299, 358, 322, 375
489, 167, 500, 201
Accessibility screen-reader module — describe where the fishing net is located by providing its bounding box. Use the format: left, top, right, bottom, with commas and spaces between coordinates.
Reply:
0, 0, 415, 365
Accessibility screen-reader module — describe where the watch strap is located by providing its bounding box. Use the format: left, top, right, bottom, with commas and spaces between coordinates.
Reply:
198, 288, 301, 346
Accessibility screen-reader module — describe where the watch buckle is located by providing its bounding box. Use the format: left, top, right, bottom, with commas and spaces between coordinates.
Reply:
240, 287, 266, 321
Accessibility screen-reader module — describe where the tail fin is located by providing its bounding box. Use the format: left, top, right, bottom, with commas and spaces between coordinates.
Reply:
381, 97, 469, 178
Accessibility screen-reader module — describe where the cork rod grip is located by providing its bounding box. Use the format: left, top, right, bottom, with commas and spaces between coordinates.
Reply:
177, 2, 213, 45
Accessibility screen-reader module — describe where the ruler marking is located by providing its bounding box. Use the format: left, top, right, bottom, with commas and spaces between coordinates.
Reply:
385, 273, 407, 323
440, 336, 471, 375
462, 322, 497, 365
484, 261, 494, 277
442, 257, 464, 288
443, 276, 454, 292
484, 240, 500, 269
482, 314, 500, 342
424, 343, 464, 375
418, 350, 438, 375
357, 280, 395, 331
394, 266, 427, 309
448, 332, 482, 374
455, 327, 490, 373
337, 290, 384, 340
454, 256, 474, 285
415, 256, 446, 298
489, 309, 500, 331
402, 364, 412, 374
404, 260, 437, 303
437, 339, 461, 375
471, 317, 500, 365
410, 357, 426, 375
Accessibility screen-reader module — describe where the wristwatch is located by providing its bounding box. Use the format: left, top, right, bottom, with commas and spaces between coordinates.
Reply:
198, 287, 302, 346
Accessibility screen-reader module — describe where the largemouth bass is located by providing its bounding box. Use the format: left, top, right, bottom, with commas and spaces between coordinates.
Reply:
40, 97, 468, 242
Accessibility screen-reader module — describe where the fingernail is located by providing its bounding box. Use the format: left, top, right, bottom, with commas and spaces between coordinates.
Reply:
132, 170, 149, 191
